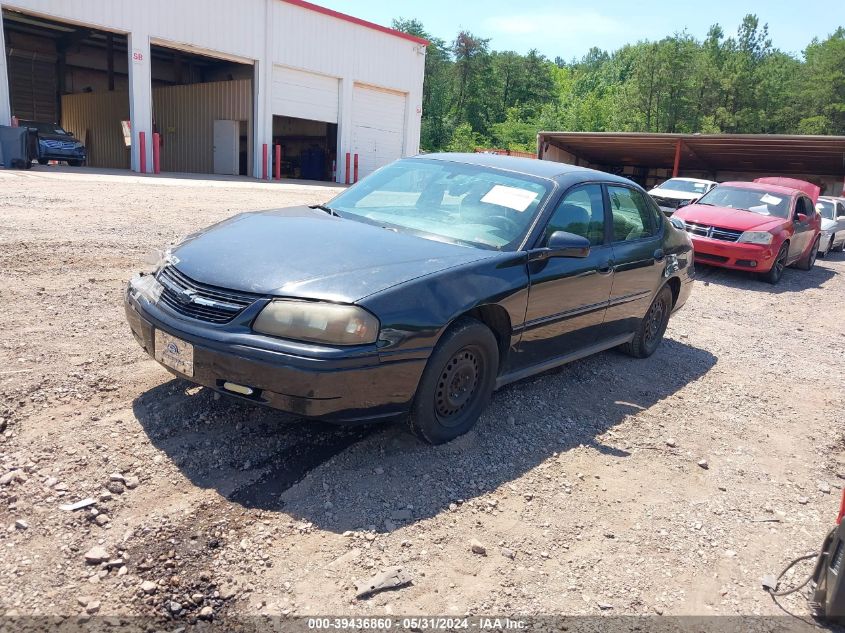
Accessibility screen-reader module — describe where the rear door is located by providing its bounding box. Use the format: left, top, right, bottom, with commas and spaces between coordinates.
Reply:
836, 201, 845, 244
518, 183, 614, 366
604, 185, 665, 338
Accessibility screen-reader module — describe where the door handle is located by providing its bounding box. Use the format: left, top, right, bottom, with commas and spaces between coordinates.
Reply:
653, 249, 665, 262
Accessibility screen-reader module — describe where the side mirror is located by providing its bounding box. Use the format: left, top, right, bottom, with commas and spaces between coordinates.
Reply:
669, 216, 686, 231
795, 213, 808, 223
545, 231, 591, 258
677, 198, 697, 209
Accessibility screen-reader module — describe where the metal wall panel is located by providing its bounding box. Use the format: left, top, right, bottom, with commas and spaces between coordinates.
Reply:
61, 91, 130, 168
152, 79, 251, 174
8, 49, 56, 122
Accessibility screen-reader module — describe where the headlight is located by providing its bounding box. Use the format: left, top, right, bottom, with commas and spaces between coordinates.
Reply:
253, 300, 379, 345
737, 231, 774, 245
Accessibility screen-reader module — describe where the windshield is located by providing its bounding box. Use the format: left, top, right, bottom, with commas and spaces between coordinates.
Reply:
696, 185, 791, 218
20, 121, 69, 135
660, 179, 711, 194
327, 158, 552, 250
816, 200, 835, 220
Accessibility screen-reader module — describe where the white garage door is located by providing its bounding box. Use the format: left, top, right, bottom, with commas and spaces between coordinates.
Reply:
352, 84, 407, 178
272, 66, 339, 123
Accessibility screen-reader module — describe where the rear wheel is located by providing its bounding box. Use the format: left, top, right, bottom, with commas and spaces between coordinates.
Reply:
762, 243, 788, 284
622, 285, 673, 359
796, 235, 820, 271
67, 159, 84, 167
407, 318, 498, 445
836, 238, 845, 253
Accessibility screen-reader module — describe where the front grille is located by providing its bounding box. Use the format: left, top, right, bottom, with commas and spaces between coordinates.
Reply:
685, 222, 743, 242
155, 266, 259, 324
694, 252, 729, 264
41, 139, 78, 150
652, 196, 682, 209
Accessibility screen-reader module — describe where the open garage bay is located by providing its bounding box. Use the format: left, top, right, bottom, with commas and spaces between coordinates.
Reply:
0, 169, 842, 619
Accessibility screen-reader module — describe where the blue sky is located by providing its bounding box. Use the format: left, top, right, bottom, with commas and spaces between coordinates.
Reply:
317, 0, 840, 60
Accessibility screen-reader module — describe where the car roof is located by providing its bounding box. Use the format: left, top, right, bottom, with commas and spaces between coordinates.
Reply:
719, 181, 801, 197
415, 153, 636, 185
664, 177, 715, 183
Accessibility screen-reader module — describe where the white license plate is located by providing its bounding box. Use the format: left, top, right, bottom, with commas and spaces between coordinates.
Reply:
154, 330, 194, 377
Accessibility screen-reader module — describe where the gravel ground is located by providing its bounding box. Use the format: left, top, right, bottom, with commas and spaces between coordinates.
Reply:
0, 167, 843, 624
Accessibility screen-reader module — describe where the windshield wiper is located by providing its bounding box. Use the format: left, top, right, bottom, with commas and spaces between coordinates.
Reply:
311, 204, 342, 217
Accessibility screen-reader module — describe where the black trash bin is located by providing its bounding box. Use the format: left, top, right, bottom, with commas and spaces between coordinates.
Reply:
0, 125, 35, 169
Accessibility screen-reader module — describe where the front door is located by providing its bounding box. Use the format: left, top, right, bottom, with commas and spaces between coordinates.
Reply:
789, 194, 817, 261
517, 184, 614, 367
604, 185, 665, 338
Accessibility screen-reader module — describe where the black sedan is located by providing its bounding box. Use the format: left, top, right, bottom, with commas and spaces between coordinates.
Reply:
125, 154, 694, 443
19, 120, 87, 166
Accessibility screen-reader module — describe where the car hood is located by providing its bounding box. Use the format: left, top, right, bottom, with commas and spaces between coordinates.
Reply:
169, 207, 497, 303
649, 188, 698, 200
674, 204, 785, 231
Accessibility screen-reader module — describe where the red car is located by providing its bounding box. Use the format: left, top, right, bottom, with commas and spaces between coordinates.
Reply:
673, 177, 822, 284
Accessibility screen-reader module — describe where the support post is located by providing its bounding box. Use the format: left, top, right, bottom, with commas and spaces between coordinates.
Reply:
152, 132, 160, 174
0, 12, 10, 126
274, 144, 281, 180
353, 153, 359, 183
672, 139, 682, 178
127, 32, 153, 173
262, 144, 268, 180
345, 153, 351, 185
139, 131, 147, 174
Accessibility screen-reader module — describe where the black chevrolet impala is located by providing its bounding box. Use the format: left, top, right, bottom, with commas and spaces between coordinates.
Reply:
125, 154, 694, 443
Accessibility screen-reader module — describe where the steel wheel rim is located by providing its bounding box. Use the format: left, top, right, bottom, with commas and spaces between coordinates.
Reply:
435, 347, 481, 425
644, 296, 667, 345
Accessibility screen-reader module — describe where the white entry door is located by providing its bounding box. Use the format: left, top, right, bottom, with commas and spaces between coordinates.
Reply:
213, 120, 239, 175
352, 85, 407, 178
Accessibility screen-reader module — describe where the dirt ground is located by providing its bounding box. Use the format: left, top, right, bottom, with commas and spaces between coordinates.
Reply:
1, 167, 843, 623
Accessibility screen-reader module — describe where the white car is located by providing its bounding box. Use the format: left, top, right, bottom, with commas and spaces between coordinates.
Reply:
649, 177, 718, 215
816, 196, 845, 256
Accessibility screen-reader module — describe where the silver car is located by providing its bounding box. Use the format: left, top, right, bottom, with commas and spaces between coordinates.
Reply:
816, 196, 845, 256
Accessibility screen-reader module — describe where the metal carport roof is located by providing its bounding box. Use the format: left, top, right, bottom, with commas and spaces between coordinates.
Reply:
537, 132, 845, 178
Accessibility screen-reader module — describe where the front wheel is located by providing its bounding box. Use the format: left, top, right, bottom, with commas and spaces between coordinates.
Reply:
37, 158, 49, 165
796, 235, 820, 271
67, 159, 84, 167
407, 318, 498, 444
761, 243, 789, 284
622, 285, 673, 359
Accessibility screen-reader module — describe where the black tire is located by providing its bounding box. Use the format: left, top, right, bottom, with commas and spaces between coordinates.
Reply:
67, 160, 84, 167
761, 243, 788, 284
796, 235, 820, 271
407, 318, 498, 444
37, 158, 49, 165
622, 285, 673, 359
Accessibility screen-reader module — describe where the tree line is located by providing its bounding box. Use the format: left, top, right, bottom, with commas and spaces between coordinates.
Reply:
392, 15, 845, 153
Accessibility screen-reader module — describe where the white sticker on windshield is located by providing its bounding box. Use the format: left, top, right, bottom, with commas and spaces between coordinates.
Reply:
480, 185, 538, 212
760, 194, 782, 205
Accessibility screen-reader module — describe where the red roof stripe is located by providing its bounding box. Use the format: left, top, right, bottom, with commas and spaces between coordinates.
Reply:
280, 0, 430, 46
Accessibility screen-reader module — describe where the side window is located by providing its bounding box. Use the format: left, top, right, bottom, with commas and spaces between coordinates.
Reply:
838, 203, 845, 218
607, 186, 656, 242
795, 196, 811, 217
544, 184, 605, 246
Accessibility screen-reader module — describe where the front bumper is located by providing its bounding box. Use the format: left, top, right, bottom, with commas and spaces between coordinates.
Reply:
689, 236, 776, 272
38, 144, 86, 162
124, 287, 427, 423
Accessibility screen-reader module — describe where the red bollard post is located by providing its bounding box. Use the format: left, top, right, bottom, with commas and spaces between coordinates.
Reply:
345, 152, 351, 185
152, 132, 161, 174
274, 144, 281, 180
353, 153, 359, 184
262, 144, 268, 180
139, 131, 147, 174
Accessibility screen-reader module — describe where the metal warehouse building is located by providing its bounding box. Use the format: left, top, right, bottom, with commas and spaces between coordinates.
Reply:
538, 132, 845, 197
0, 0, 427, 181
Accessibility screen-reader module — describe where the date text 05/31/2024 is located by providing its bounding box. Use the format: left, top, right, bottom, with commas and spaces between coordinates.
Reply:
306, 618, 527, 630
